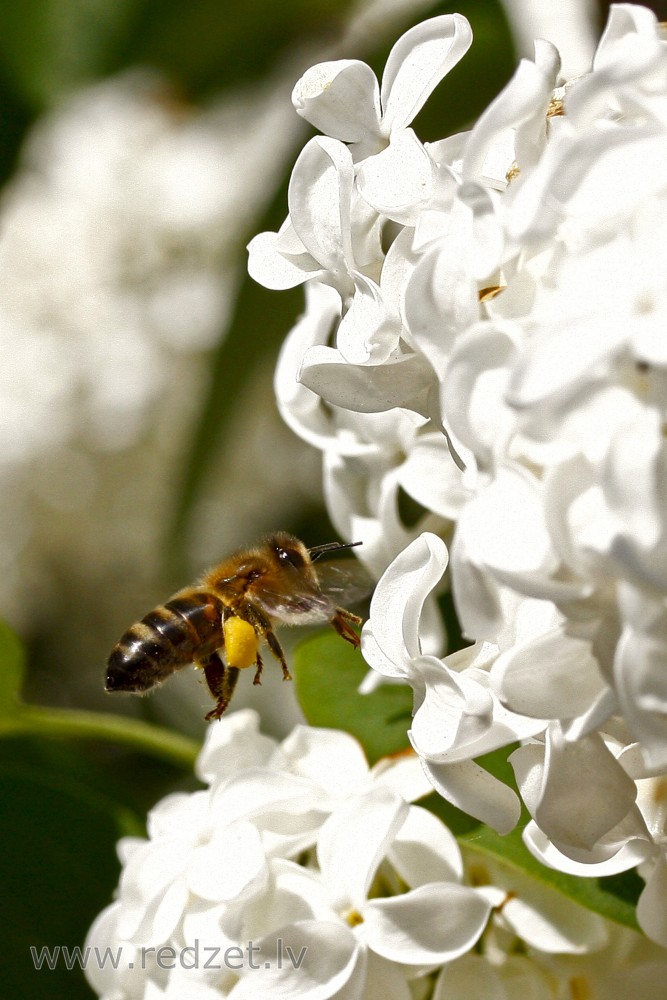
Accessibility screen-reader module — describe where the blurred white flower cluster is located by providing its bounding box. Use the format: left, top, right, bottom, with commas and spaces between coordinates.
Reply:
248, 5, 667, 947
0, 71, 296, 636
0, 72, 241, 461
86, 710, 667, 999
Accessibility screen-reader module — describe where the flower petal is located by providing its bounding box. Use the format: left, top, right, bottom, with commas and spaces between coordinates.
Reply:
432, 954, 506, 1000
292, 60, 381, 143
533, 726, 638, 851
411, 655, 512, 763
240, 859, 338, 939
490, 864, 609, 954
116, 837, 188, 940
247, 228, 322, 289
274, 725, 369, 798
84, 903, 143, 997
493, 627, 607, 720
637, 854, 667, 947
357, 128, 434, 225
462, 53, 557, 181
196, 708, 277, 785
336, 271, 401, 364
288, 137, 355, 282
363, 951, 412, 1000
522, 819, 652, 876
362, 532, 448, 676
363, 882, 490, 964
403, 240, 479, 376
274, 282, 346, 452
318, 786, 409, 909
421, 757, 521, 834
615, 622, 667, 772
187, 820, 268, 902
229, 920, 363, 1000
299, 345, 433, 414
381, 14, 473, 133
443, 320, 520, 465
369, 752, 434, 803
397, 431, 472, 520
388, 803, 464, 887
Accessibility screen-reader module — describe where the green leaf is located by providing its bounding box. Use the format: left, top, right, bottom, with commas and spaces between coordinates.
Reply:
420, 791, 482, 837
0, 759, 134, 999
461, 823, 641, 932
293, 629, 412, 765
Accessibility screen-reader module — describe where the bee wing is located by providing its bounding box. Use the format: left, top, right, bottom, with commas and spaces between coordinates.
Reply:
253, 572, 334, 622
252, 560, 372, 623
314, 559, 373, 606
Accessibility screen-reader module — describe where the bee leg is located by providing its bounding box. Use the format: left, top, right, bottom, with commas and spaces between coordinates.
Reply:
252, 651, 263, 686
330, 607, 362, 648
201, 653, 240, 721
265, 630, 292, 681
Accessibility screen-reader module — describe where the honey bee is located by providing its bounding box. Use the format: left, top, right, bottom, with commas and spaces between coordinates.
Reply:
105, 532, 365, 721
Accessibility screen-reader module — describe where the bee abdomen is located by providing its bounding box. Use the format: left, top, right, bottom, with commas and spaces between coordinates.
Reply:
105, 591, 224, 694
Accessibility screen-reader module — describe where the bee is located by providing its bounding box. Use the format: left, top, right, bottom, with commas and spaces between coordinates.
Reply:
105, 532, 365, 721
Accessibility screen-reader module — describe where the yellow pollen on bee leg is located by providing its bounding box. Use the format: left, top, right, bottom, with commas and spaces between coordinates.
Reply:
223, 616, 259, 669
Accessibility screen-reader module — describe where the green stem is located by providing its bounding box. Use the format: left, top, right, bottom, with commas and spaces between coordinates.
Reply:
0, 705, 199, 769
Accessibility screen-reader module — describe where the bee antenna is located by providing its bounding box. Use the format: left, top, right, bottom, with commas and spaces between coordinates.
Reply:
308, 540, 362, 562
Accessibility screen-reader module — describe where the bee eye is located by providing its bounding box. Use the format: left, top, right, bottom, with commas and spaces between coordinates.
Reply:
276, 546, 306, 569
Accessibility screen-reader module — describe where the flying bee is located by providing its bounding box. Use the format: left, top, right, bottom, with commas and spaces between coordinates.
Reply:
105, 532, 366, 721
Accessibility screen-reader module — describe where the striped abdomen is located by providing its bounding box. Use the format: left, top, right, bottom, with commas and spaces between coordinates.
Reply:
105, 590, 225, 694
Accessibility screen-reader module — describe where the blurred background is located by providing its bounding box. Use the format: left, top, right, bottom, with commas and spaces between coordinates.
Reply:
0, 1, 662, 997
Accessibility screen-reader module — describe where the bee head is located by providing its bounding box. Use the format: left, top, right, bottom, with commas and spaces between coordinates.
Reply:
266, 532, 362, 569
267, 532, 310, 569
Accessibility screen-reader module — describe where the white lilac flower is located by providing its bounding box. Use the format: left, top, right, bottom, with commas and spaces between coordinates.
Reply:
273, 287, 463, 583
228, 786, 492, 999
500, 0, 598, 80
291, 14, 473, 161
512, 730, 667, 949
250, 3, 667, 927
432, 922, 667, 1000
87, 711, 667, 1000
450, 9, 667, 770
362, 532, 545, 833
85, 711, 435, 998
